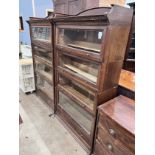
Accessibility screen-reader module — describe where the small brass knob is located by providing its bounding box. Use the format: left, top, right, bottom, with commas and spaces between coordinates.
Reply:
109, 128, 116, 137
107, 144, 113, 151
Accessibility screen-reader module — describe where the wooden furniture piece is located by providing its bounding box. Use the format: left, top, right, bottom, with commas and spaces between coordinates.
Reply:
123, 2, 135, 72
28, 16, 54, 109
118, 69, 135, 100
54, 0, 125, 15
54, 5, 133, 153
93, 95, 135, 155
27, 13, 68, 110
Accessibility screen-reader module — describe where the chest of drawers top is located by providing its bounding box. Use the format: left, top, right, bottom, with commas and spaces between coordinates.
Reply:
99, 95, 135, 136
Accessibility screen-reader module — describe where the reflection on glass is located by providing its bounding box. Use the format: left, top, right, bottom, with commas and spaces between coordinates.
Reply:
35, 61, 53, 83
32, 26, 51, 42
59, 76, 95, 111
59, 92, 93, 134
36, 75, 53, 99
59, 55, 99, 83
57, 28, 104, 53
34, 46, 52, 61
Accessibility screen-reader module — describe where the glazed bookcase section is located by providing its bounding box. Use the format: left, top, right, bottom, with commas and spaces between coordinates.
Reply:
54, 5, 133, 153
31, 26, 51, 43
59, 54, 99, 83
58, 75, 96, 114
36, 74, 54, 100
35, 60, 53, 85
33, 46, 53, 61
57, 27, 105, 54
58, 91, 94, 135
33, 46, 53, 68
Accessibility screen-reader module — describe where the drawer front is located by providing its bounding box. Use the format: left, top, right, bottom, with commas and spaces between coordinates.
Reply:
97, 123, 134, 155
94, 140, 111, 155
99, 112, 135, 152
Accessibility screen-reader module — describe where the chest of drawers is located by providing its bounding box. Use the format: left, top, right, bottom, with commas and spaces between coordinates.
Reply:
93, 95, 135, 155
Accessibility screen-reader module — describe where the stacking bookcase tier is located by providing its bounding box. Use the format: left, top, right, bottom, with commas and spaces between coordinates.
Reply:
33, 46, 53, 60
58, 54, 99, 84
32, 40, 52, 51
55, 25, 107, 62
31, 20, 52, 41
36, 74, 54, 101
56, 26, 105, 53
57, 91, 95, 151
59, 91, 93, 134
30, 21, 52, 51
58, 75, 96, 114
31, 26, 51, 43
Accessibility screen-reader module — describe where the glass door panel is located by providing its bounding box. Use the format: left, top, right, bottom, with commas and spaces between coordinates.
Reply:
34, 46, 52, 61
36, 75, 53, 100
35, 61, 53, 84
59, 76, 95, 111
58, 91, 93, 134
59, 55, 99, 83
57, 27, 104, 53
32, 26, 51, 42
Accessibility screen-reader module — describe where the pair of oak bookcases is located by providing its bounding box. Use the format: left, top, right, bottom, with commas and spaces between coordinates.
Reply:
28, 5, 133, 154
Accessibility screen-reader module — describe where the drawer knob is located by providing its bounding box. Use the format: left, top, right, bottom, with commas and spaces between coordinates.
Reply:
107, 144, 113, 151
109, 128, 116, 137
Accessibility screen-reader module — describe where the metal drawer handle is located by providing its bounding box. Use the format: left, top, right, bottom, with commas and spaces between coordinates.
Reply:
109, 128, 116, 137
107, 143, 113, 151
